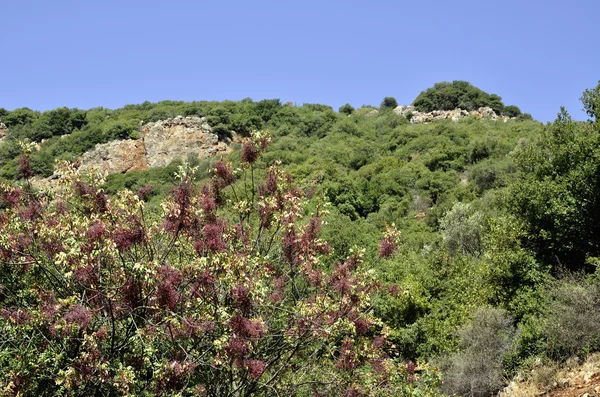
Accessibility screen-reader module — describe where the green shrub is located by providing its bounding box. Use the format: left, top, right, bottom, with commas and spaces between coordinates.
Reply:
439, 307, 516, 397
338, 103, 355, 115
380, 97, 398, 110
544, 278, 600, 359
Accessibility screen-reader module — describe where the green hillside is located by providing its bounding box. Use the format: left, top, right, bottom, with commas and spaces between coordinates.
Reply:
1, 81, 600, 396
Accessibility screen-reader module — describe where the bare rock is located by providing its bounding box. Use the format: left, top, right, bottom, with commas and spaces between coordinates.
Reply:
79, 139, 147, 175
142, 115, 227, 168
0, 122, 7, 143
77, 116, 230, 175
391, 106, 509, 124
393, 105, 415, 117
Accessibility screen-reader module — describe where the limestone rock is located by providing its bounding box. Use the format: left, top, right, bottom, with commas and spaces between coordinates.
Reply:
393, 105, 416, 117
77, 116, 230, 175
79, 139, 147, 175
0, 122, 7, 143
392, 106, 510, 124
142, 115, 227, 168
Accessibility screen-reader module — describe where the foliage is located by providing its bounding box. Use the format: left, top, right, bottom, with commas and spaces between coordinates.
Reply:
339, 103, 355, 115
412, 80, 520, 115
543, 277, 600, 359
438, 307, 516, 397
439, 202, 485, 257
4, 82, 600, 394
380, 97, 398, 110
0, 137, 427, 396
507, 101, 600, 271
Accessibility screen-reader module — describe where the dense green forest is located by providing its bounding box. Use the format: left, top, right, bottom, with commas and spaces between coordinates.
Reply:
1, 81, 600, 396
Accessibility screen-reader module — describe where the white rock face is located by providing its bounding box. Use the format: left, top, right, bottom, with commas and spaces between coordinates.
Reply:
142, 116, 226, 168
78, 116, 230, 174
393, 106, 511, 123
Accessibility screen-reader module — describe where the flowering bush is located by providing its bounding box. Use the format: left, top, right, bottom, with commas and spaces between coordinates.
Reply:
0, 133, 436, 396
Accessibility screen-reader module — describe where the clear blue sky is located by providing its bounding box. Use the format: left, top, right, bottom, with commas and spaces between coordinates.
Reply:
1, 0, 598, 122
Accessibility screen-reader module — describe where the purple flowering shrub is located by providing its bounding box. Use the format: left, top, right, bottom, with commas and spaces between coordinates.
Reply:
0, 133, 435, 396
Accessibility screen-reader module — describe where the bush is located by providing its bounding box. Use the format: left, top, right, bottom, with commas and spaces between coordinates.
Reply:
0, 134, 416, 396
439, 307, 516, 397
413, 81, 508, 112
339, 103, 355, 115
440, 202, 485, 256
544, 278, 600, 359
502, 105, 522, 118
380, 97, 398, 110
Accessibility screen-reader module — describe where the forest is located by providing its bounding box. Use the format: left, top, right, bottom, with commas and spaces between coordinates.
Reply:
1, 80, 599, 396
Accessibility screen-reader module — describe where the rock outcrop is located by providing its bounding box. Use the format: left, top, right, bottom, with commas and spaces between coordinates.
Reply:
79, 139, 147, 174
0, 122, 7, 142
142, 116, 225, 168
393, 106, 511, 123
79, 116, 230, 175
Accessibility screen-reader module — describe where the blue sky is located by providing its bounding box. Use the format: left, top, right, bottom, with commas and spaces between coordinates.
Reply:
1, 0, 598, 122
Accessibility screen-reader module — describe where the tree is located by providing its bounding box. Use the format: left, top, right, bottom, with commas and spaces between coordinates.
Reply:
508, 99, 600, 270
581, 80, 600, 122
412, 81, 508, 112
502, 105, 522, 118
380, 97, 398, 110
338, 103, 355, 115
440, 202, 485, 256
0, 133, 426, 396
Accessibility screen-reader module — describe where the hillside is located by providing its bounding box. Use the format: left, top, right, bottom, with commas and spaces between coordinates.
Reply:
1, 81, 600, 396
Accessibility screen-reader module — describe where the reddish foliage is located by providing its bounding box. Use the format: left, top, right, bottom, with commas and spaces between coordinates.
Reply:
336, 340, 358, 371
215, 160, 236, 185
241, 141, 258, 164
226, 336, 249, 358
203, 220, 226, 253
17, 155, 33, 179
1, 187, 22, 207
112, 222, 145, 251
246, 359, 266, 379
20, 200, 42, 222
136, 184, 154, 201
378, 237, 397, 258
231, 284, 252, 311
156, 265, 183, 312
63, 304, 92, 329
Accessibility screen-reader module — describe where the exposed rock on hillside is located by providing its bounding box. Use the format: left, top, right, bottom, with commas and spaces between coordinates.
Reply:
0, 122, 7, 142
393, 106, 510, 123
79, 139, 147, 174
79, 116, 230, 175
142, 116, 225, 168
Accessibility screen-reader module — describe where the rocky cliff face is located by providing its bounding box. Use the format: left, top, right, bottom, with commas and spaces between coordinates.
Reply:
393, 106, 511, 123
79, 116, 230, 175
0, 122, 7, 142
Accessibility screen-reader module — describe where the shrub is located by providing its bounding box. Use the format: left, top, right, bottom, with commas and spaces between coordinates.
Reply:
439, 307, 516, 397
0, 132, 421, 396
440, 202, 485, 257
338, 103, 355, 115
413, 81, 508, 112
380, 97, 399, 110
544, 278, 600, 359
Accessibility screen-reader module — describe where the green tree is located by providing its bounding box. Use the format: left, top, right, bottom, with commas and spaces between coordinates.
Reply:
502, 105, 522, 117
338, 103, 355, 115
380, 97, 398, 110
508, 100, 600, 270
440, 202, 485, 256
